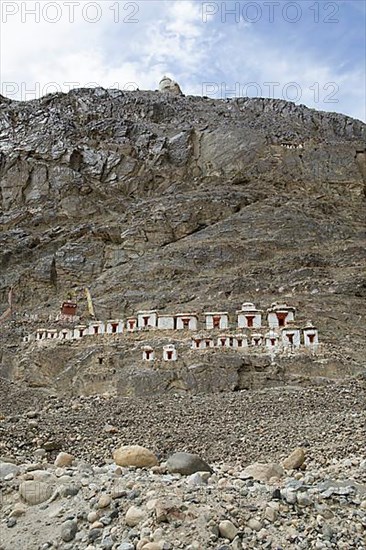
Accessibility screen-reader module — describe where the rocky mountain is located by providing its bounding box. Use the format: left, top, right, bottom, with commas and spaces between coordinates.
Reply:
0, 88, 365, 395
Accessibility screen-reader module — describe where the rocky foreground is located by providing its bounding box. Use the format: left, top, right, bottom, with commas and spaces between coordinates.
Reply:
0, 377, 365, 549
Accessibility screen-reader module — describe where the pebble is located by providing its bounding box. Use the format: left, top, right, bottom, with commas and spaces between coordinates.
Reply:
117, 543, 135, 550
0, 440, 365, 550
218, 519, 238, 541
125, 505, 147, 526
54, 452, 74, 468
98, 494, 112, 508
61, 519, 78, 542
247, 518, 262, 531
282, 447, 306, 470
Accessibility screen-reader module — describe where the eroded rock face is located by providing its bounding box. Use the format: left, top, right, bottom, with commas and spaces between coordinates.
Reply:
0, 88, 365, 392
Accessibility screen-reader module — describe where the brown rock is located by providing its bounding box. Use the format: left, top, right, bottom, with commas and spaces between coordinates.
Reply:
241, 462, 284, 482
125, 505, 147, 527
54, 452, 74, 468
282, 448, 306, 470
97, 494, 111, 508
113, 445, 158, 468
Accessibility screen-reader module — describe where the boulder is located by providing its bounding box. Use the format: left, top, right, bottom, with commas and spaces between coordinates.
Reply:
241, 462, 284, 482
98, 494, 111, 508
113, 445, 158, 468
54, 451, 74, 468
125, 505, 147, 527
61, 519, 77, 542
19, 480, 54, 505
219, 519, 238, 541
0, 462, 19, 480
282, 447, 306, 470
166, 452, 213, 476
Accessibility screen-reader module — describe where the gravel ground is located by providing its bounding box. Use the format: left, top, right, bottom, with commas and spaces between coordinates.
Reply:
0, 377, 364, 466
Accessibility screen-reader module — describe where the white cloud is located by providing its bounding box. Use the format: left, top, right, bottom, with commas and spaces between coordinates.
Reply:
0, 1, 364, 121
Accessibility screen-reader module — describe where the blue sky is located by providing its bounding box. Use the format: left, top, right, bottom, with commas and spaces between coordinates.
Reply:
1, 0, 365, 120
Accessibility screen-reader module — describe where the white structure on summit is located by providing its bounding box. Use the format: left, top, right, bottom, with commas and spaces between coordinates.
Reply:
204, 312, 229, 330
163, 344, 178, 361
303, 321, 319, 347
237, 303, 262, 328
267, 303, 295, 328
158, 76, 183, 95
137, 311, 157, 329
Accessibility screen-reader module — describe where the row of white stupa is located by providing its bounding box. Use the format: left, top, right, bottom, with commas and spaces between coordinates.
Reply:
141, 325, 319, 362
25, 302, 319, 348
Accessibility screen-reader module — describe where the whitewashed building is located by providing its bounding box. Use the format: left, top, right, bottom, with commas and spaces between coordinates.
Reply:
126, 317, 138, 331
191, 336, 203, 349
281, 327, 301, 348
88, 321, 105, 336
233, 334, 248, 348
36, 329, 47, 341
217, 334, 248, 348
217, 335, 229, 348
59, 328, 72, 341
57, 301, 79, 323
137, 310, 157, 329
73, 325, 88, 339
163, 344, 178, 361
267, 303, 295, 329
204, 312, 229, 330
142, 346, 155, 361
46, 329, 58, 340
175, 313, 198, 331
202, 338, 215, 349
157, 314, 175, 330
192, 337, 214, 349
106, 320, 123, 335
251, 333, 263, 347
265, 330, 280, 349
303, 321, 319, 347
237, 302, 262, 329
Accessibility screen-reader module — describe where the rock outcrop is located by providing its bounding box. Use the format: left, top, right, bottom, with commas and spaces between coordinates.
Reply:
0, 88, 365, 393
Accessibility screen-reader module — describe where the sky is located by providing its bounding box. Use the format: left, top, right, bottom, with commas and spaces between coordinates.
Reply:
0, 0, 365, 121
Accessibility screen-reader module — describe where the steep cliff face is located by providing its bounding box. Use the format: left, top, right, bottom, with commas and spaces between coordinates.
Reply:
0, 89, 365, 393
